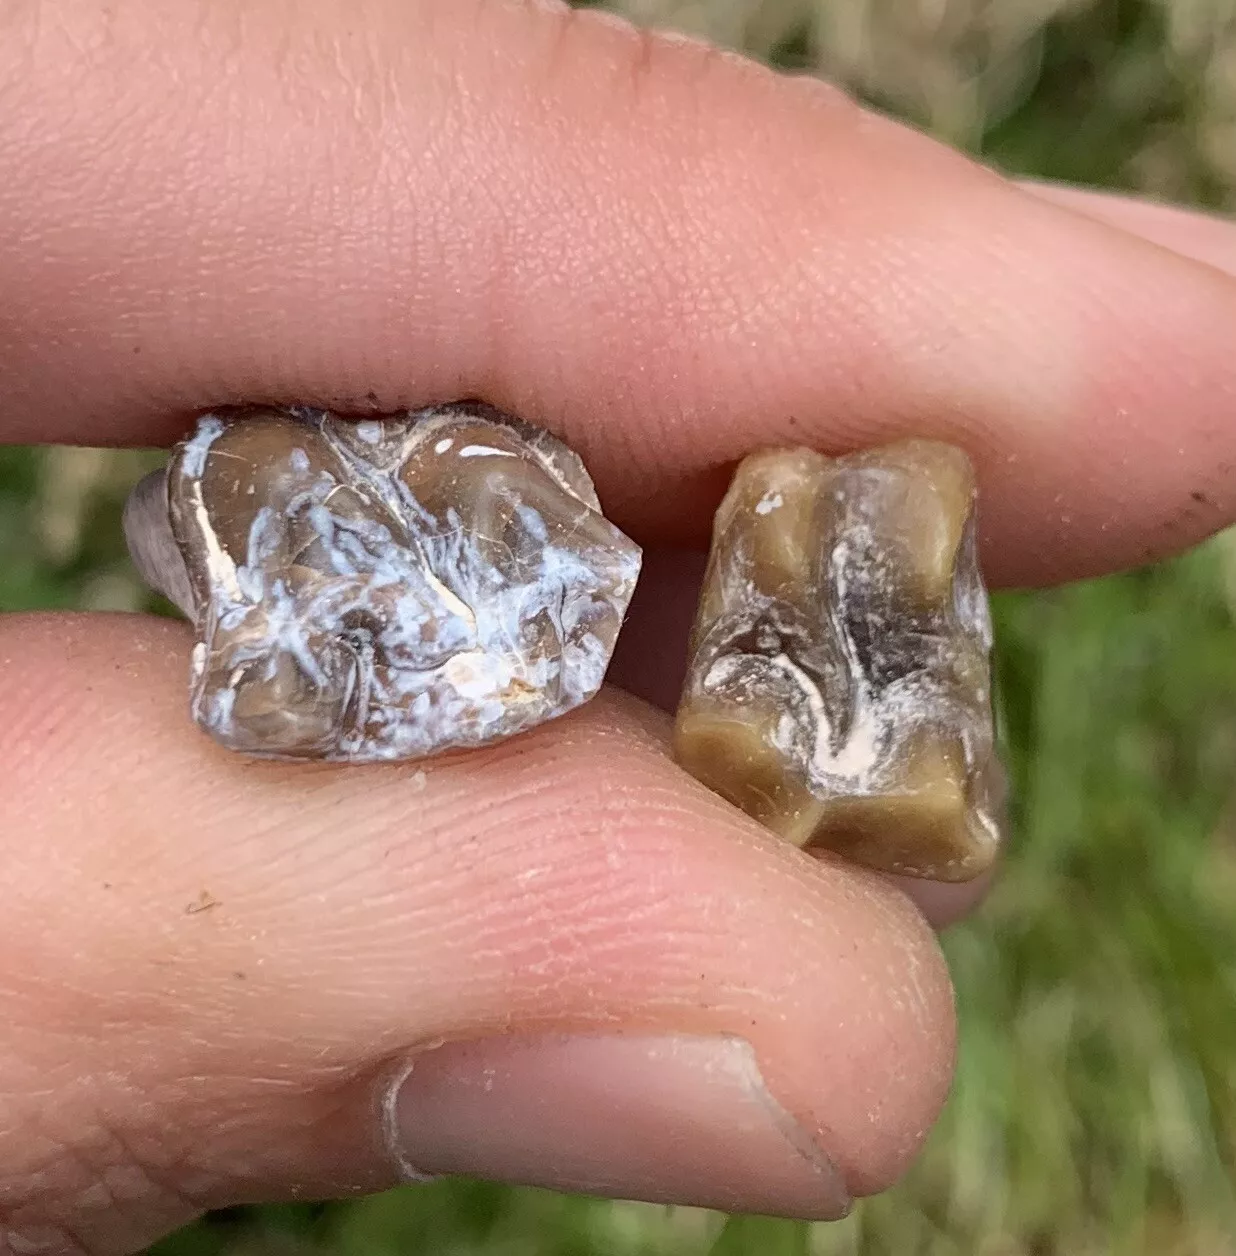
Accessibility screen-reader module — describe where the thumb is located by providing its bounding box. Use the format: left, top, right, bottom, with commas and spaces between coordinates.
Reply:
0, 617, 952, 1252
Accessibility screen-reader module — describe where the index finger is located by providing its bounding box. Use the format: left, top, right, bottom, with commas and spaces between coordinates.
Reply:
1, 0, 1234, 586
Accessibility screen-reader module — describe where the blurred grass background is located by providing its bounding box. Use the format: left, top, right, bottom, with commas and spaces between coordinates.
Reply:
3, 0, 1236, 1251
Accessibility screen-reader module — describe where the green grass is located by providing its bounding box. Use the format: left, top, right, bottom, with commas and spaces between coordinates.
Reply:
7, 0, 1236, 1249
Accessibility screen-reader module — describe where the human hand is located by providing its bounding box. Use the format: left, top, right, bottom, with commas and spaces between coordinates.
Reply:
3, 1, 1236, 1252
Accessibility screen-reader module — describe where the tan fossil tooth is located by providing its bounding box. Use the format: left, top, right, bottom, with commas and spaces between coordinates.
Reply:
673, 441, 1003, 882
124, 403, 642, 762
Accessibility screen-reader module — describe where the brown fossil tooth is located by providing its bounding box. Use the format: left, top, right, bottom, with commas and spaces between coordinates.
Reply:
673, 441, 1003, 882
124, 403, 642, 762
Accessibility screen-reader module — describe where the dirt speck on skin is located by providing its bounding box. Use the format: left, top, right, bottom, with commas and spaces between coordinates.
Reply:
185, 890, 221, 915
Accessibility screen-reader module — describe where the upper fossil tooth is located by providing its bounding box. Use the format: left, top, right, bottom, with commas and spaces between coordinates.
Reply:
125, 402, 642, 763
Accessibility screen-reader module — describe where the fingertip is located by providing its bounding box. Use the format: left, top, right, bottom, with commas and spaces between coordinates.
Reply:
792, 861, 957, 1196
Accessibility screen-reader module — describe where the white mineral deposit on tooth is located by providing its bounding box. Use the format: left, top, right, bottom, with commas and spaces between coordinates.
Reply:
124, 402, 642, 762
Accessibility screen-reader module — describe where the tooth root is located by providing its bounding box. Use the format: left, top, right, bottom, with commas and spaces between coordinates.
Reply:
805, 733, 999, 880
675, 699, 826, 843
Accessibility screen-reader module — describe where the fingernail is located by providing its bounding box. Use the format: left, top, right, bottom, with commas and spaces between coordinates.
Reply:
383, 1033, 850, 1219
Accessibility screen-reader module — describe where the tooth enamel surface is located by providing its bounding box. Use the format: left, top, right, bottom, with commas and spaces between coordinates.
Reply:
125, 402, 642, 762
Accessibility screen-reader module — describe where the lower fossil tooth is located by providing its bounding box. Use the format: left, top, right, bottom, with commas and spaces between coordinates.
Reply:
673, 441, 1004, 882
124, 402, 642, 762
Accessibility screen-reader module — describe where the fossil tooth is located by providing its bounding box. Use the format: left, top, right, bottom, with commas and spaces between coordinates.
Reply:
673, 441, 1003, 882
125, 403, 642, 762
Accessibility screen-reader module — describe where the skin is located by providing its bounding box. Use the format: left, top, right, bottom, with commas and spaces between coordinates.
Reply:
3, 0, 1236, 1250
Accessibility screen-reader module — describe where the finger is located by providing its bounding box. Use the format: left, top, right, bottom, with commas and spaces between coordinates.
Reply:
3, 3, 1236, 585
1022, 180, 1236, 275
0, 612, 954, 1252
